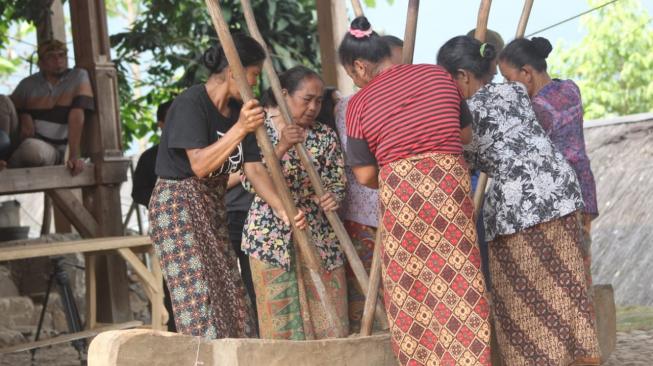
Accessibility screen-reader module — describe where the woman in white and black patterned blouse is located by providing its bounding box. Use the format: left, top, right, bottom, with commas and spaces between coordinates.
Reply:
437, 35, 601, 366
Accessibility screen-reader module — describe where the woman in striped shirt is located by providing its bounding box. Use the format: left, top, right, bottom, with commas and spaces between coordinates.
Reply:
338, 16, 491, 366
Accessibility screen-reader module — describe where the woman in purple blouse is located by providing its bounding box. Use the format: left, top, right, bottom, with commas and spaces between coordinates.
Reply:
498, 36, 598, 289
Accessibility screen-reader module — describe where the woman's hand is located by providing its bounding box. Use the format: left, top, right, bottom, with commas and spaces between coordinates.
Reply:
316, 192, 339, 212
274, 207, 308, 230
238, 99, 265, 133
277, 124, 306, 155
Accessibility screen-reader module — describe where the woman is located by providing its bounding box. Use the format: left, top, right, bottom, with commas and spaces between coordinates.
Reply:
149, 34, 304, 339
437, 35, 600, 365
498, 37, 598, 291
242, 66, 348, 340
339, 17, 491, 366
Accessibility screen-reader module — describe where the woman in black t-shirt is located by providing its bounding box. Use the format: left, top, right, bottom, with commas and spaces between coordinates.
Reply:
149, 34, 304, 339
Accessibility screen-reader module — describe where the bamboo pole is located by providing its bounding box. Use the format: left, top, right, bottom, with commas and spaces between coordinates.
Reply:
471, 0, 492, 213
360, 0, 421, 337
351, 0, 364, 17
360, 223, 384, 335
239, 0, 387, 330
516, 0, 534, 38
401, 0, 419, 64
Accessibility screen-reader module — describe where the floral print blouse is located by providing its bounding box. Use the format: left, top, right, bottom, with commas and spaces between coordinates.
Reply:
241, 113, 346, 271
464, 82, 584, 241
532, 79, 598, 217
334, 96, 380, 228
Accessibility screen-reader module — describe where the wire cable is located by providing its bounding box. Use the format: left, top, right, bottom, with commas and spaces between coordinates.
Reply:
526, 0, 620, 37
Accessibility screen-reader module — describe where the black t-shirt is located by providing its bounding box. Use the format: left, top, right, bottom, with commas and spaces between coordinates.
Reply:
155, 85, 261, 179
131, 144, 158, 207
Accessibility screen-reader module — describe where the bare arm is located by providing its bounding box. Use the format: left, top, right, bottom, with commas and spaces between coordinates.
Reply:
186, 100, 264, 178
244, 161, 306, 228
352, 165, 379, 189
461, 125, 472, 145
18, 113, 34, 141
227, 172, 241, 189
65, 108, 86, 175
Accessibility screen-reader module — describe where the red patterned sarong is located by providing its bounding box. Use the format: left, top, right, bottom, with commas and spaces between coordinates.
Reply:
378, 153, 491, 366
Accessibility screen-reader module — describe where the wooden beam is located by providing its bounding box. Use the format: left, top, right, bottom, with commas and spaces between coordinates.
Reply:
316, 0, 355, 95
0, 164, 95, 195
0, 236, 151, 262
117, 248, 159, 294
0, 321, 143, 354
47, 189, 100, 238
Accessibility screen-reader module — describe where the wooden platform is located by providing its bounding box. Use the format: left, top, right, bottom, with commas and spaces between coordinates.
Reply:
0, 236, 167, 354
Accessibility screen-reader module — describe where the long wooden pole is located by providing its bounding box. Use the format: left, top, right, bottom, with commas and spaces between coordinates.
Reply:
516, 0, 535, 38
401, 0, 419, 64
239, 0, 387, 330
471, 0, 492, 213
360, 0, 421, 337
204, 0, 321, 272
351, 0, 364, 17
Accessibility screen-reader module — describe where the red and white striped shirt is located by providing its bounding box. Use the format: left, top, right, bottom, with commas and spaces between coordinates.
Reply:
346, 64, 466, 167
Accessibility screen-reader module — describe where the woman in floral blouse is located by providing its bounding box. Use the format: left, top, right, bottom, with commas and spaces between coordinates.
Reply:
241, 66, 348, 340
498, 36, 598, 293
438, 36, 600, 366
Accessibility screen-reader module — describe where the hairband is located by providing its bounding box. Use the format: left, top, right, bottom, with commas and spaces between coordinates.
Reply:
349, 27, 373, 39
480, 43, 488, 57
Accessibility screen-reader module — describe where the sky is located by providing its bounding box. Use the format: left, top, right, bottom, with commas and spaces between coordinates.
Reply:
361, 0, 652, 64
2, 0, 652, 94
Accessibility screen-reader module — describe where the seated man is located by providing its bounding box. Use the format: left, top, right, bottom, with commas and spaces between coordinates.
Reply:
8, 39, 94, 175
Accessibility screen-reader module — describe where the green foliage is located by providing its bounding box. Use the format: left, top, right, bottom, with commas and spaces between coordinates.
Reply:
549, 0, 653, 119
112, 0, 320, 149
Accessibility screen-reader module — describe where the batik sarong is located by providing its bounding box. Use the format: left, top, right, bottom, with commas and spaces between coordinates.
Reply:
379, 153, 491, 366
148, 176, 256, 339
250, 257, 348, 340
489, 212, 601, 365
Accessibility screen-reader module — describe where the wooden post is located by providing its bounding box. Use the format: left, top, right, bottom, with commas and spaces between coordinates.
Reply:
471, 0, 493, 214
240, 0, 387, 329
69, 0, 131, 323
316, 0, 355, 96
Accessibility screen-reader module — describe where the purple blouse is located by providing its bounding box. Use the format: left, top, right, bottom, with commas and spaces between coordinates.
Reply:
532, 79, 598, 216
335, 96, 379, 228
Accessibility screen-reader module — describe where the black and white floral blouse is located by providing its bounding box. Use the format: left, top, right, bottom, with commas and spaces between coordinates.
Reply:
464, 82, 584, 241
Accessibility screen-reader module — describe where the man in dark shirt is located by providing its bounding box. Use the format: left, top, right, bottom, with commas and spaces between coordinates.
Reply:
131, 100, 172, 208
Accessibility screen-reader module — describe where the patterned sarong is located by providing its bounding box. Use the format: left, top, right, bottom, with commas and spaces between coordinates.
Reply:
489, 212, 601, 365
379, 153, 491, 366
250, 257, 348, 340
148, 177, 256, 339
343, 220, 383, 333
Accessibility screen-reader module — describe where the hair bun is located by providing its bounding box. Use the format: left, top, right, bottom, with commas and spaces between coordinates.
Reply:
202, 44, 225, 72
531, 37, 552, 59
481, 42, 496, 60
350, 16, 371, 31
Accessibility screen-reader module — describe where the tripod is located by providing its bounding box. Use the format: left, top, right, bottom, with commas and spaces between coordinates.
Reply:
31, 256, 86, 365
